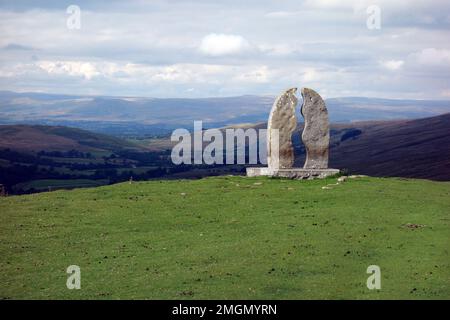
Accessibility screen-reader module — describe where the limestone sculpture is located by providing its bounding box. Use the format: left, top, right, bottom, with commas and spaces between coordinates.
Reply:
300, 88, 330, 169
267, 87, 298, 169
246, 87, 339, 179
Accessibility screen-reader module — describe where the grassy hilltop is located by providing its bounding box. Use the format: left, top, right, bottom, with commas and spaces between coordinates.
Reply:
0, 176, 449, 299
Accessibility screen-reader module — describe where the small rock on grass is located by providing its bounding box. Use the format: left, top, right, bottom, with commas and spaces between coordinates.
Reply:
403, 223, 426, 229
349, 175, 368, 179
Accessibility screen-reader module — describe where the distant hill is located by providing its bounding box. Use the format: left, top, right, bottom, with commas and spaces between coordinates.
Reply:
0, 91, 274, 130
326, 97, 450, 122
328, 113, 450, 181
0, 125, 164, 194
1, 113, 449, 184
1, 91, 450, 136
0, 125, 141, 153
224, 113, 450, 181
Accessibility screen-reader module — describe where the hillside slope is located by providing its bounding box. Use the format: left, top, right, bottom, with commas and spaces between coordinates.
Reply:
0, 176, 449, 299
0, 125, 142, 153
328, 113, 450, 180
0, 125, 156, 193
226, 113, 450, 181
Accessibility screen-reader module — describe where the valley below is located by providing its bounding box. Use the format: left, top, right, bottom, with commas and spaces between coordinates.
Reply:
1, 112, 449, 194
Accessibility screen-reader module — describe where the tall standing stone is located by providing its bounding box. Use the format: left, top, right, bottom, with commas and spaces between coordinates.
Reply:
267, 88, 298, 169
300, 88, 330, 169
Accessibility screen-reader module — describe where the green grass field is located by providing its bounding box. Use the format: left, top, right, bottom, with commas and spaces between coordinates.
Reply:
0, 176, 449, 299
12, 179, 109, 192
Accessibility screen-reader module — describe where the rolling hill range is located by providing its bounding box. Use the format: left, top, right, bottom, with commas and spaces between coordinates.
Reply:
0, 125, 141, 153
179, 113, 450, 181
144, 113, 450, 181
328, 114, 450, 181
1, 91, 450, 137
291, 113, 450, 181
0, 112, 449, 195
0, 125, 170, 194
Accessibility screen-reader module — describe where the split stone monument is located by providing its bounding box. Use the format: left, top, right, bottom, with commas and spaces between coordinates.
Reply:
247, 87, 339, 179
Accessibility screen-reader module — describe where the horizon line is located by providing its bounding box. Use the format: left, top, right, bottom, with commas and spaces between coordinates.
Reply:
1, 89, 450, 102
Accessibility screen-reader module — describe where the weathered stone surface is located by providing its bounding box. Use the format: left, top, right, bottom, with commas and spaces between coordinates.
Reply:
246, 87, 339, 180
267, 88, 298, 169
300, 88, 330, 169
246, 167, 339, 179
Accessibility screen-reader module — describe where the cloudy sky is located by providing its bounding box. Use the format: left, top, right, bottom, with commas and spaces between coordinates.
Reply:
0, 0, 449, 99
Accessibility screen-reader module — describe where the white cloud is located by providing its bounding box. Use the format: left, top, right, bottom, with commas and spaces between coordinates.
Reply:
3, 60, 276, 86
265, 11, 300, 18
0, 1, 450, 99
409, 48, 450, 66
303, 0, 450, 18
199, 33, 250, 56
380, 60, 404, 71
302, 68, 321, 82
304, 0, 355, 10
258, 43, 298, 56
37, 61, 100, 79
440, 89, 450, 97
234, 66, 270, 83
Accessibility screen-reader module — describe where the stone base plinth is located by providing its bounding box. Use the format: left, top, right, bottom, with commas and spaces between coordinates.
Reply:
246, 167, 340, 179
